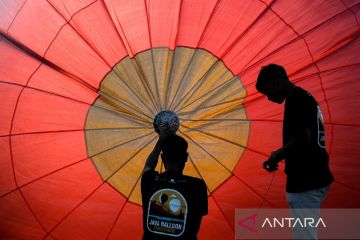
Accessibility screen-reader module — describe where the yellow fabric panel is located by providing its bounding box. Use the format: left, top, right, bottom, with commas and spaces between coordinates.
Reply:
86, 130, 153, 180
165, 47, 196, 110
111, 57, 158, 118
133, 50, 162, 112
108, 137, 155, 202
85, 47, 249, 205
146, 48, 173, 109
86, 98, 152, 128
168, 48, 219, 110
128, 179, 143, 203
175, 62, 235, 111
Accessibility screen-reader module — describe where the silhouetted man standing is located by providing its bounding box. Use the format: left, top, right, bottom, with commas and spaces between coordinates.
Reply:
141, 132, 208, 240
256, 64, 334, 239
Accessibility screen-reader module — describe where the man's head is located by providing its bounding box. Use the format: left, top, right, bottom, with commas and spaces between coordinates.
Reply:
161, 135, 188, 173
256, 64, 292, 104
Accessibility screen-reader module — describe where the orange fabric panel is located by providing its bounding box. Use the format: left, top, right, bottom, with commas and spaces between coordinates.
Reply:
198, 197, 234, 240
66, 1, 128, 66
212, 175, 272, 227
0, 137, 16, 196
107, 202, 143, 240
316, 30, 360, 71
44, 24, 110, 88
324, 182, 360, 207
146, 0, 181, 49
176, 0, 218, 48
222, 9, 300, 75
342, 0, 360, 8
317, 52, 360, 126
104, 0, 151, 56
0, 83, 22, 135
11, 131, 88, 186
0, 191, 45, 239
199, 0, 267, 58
47, 0, 96, 22
272, 0, 348, 35
12, 88, 89, 134
330, 125, 360, 192
246, 120, 282, 157
8, 0, 66, 56
233, 149, 287, 208
20, 160, 103, 232
28, 64, 98, 105
304, 8, 359, 57
0, 40, 40, 85
51, 184, 126, 240
0, 0, 25, 31
0, 0, 360, 239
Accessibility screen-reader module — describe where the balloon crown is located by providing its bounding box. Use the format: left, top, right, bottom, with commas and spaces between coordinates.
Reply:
153, 111, 180, 135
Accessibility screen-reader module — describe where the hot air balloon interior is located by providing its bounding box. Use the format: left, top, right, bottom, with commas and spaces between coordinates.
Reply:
0, 0, 359, 239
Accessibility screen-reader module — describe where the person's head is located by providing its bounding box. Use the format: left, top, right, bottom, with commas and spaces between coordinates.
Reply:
256, 64, 293, 104
161, 135, 188, 173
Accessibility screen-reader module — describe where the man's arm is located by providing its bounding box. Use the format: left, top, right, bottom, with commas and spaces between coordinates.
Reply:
263, 128, 311, 172
142, 131, 167, 174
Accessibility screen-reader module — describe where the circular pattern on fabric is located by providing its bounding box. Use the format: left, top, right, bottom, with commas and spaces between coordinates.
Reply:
85, 47, 250, 205
153, 110, 180, 135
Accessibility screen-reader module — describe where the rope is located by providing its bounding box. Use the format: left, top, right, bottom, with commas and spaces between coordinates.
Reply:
259, 171, 276, 209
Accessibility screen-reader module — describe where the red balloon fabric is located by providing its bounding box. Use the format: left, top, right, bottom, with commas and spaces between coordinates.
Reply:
1, 0, 360, 239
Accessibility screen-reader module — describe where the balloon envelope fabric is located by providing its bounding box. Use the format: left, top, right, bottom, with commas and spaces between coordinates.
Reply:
1, 0, 360, 239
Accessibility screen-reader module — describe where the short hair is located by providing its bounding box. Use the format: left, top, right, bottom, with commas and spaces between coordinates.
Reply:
256, 64, 289, 93
161, 135, 188, 163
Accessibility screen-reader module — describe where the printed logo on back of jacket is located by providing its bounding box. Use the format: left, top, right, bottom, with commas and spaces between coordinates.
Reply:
317, 105, 326, 148
147, 188, 188, 237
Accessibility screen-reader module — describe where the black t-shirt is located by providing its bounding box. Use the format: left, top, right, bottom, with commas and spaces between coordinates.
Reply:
283, 87, 334, 192
141, 170, 208, 240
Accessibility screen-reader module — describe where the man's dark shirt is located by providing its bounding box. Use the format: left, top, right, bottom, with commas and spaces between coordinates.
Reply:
283, 87, 334, 192
141, 170, 208, 240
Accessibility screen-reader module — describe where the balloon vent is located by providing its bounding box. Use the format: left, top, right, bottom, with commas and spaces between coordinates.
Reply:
153, 111, 180, 135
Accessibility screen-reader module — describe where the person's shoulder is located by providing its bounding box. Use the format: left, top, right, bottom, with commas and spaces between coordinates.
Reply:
183, 175, 207, 187
142, 169, 159, 180
293, 87, 313, 98
291, 86, 307, 97
291, 87, 316, 104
